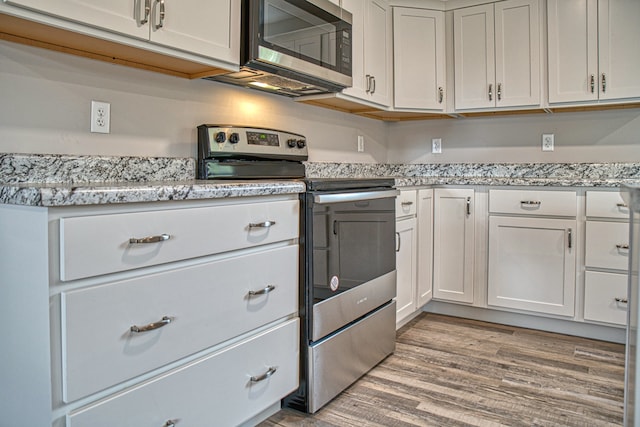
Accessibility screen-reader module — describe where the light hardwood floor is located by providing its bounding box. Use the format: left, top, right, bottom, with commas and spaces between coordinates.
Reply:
260, 313, 625, 427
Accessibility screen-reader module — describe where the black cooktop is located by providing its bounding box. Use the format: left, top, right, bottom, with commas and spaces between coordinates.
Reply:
304, 177, 396, 192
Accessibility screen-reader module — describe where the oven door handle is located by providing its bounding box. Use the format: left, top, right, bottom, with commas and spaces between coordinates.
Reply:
313, 189, 400, 204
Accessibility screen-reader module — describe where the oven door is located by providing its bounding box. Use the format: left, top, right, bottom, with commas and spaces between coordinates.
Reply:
305, 189, 398, 341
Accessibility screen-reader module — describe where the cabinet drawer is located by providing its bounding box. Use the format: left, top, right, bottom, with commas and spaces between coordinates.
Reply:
396, 190, 417, 218
62, 245, 298, 402
584, 271, 628, 326
585, 221, 630, 270
586, 191, 629, 219
60, 199, 299, 281
489, 189, 577, 216
68, 318, 299, 427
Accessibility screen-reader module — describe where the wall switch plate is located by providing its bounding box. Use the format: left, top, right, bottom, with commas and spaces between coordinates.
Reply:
432, 138, 442, 154
542, 133, 554, 151
91, 100, 110, 134
357, 135, 364, 152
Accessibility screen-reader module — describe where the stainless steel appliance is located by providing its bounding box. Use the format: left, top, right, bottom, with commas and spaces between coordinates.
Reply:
197, 125, 398, 414
208, 0, 353, 97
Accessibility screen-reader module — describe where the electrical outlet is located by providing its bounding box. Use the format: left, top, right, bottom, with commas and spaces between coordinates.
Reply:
542, 133, 554, 151
91, 100, 110, 134
432, 138, 442, 154
357, 135, 365, 152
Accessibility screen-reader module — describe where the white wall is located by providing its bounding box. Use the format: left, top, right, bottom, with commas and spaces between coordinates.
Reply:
0, 41, 388, 163
2, 40, 640, 166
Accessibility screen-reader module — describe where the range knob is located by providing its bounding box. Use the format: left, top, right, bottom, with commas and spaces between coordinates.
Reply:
228, 132, 240, 144
214, 131, 226, 143
287, 139, 297, 148
296, 139, 306, 149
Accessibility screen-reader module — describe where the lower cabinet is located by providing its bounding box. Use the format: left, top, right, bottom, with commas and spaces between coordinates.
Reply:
395, 216, 417, 324
584, 271, 628, 325
487, 216, 576, 316
416, 189, 434, 307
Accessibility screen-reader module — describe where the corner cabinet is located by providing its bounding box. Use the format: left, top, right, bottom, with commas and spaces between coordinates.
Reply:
342, 0, 392, 107
487, 189, 577, 317
453, 0, 540, 110
0, 196, 299, 427
433, 188, 475, 303
547, 0, 640, 104
392, 7, 446, 111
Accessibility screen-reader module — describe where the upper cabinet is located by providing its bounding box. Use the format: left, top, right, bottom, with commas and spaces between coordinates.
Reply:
2, 0, 239, 67
453, 0, 540, 110
342, 0, 392, 107
547, 0, 640, 104
393, 7, 446, 111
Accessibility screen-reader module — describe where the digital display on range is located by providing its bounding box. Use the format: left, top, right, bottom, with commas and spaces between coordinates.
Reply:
247, 131, 279, 147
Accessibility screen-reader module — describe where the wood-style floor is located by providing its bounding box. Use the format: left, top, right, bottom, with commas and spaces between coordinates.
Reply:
259, 313, 626, 427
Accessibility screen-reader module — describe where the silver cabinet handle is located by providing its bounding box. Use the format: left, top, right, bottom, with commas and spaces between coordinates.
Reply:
615, 297, 628, 304
488, 83, 493, 101
365, 75, 371, 93
497, 83, 502, 101
130, 316, 173, 333
249, 220, 276, 228
129, 233, 171, 244
154, 0, 165, 30
248, 284, 275, 296
590, 74, 595, 93
520, 200, 542, 206
138, 0, 151, 25
601, 73, 606, 93
617, 202, 629, 209
438, 87, 444, 104
466, 197, 471, 216
568, 228, 572, 249
250, 367, 277, 382
616, 244, 630, 250
371, 76, 376, 94
163, 420, 178, 427
401, 201, 414, 206
395, 231, 401, 252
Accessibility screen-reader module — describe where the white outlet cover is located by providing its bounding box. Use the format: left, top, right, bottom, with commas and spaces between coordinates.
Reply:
432, 138, 442, 154
91, 100, 111, 134
542, 133, 554, 151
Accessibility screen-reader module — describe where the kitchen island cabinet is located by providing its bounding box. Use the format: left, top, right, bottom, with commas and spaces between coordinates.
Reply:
0, 192, 300, 427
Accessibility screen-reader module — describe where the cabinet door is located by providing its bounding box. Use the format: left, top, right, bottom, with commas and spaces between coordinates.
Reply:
453, 3, 495, 109
395, 217, 417, 325
433, 188, 474, 303
393, 8, 445, 110
365, 0, 391, 106
598, 0, 640, 100
417, 189, 433, 307
5, 0, 148, 39
341, 0, 367, 97
150, 0, 240, 63
547, 0, 598, 103
488, 216, 576, 316
494, 0, 539, 107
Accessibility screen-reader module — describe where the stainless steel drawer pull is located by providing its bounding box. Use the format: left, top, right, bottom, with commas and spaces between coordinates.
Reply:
163, 420, 178, 427
139, 0, 151, 24
154, 0, 165, 30
130, 316, 173, 333
438, 86, 444, 103
617, 203, 629, 209
488, 83, 493, 101
615, 297, 628, 304
601, 73, 606, 93
466, 197, 471, 216
616, 244, 630, 250
590, 74, 595, 93
497, 83, 502, 101
248, 284, 275, 296
520, 200, 542, 206
396, 232, 401, 252
568, 228, 573, 249
129, 233, 171, 244
249, 220, 276, 228
401, 201, 414, 206
250, 366, 277, 383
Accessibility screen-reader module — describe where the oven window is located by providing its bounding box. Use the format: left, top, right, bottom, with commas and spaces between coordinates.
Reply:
312, 197, 396, 301
262, 0, 339, 67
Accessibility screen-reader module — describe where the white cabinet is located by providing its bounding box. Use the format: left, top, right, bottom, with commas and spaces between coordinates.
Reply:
547, 0, 640, 104
395, 216, 417, 325
416, 189, 434, 307
392, 7, 445, 110
487, 189, 577, 317
583, 190, 630, 326
453, 0, 540, 110
4, 0, 240, 64
433, 188, 475, 303
342, 0, 392, 106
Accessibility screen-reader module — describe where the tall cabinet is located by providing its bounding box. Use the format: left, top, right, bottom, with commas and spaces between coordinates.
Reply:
453, 0, 540, 110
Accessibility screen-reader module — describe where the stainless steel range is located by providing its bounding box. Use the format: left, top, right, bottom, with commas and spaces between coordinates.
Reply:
198, 125, 398, 413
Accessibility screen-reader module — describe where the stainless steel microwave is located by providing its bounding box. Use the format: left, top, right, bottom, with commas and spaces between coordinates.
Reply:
210, 0, 353, 97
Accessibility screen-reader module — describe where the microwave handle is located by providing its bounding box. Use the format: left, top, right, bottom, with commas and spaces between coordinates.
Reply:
314, 189, 400, 204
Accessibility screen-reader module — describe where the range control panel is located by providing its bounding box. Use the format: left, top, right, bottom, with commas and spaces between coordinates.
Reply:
197, 124, 309, 161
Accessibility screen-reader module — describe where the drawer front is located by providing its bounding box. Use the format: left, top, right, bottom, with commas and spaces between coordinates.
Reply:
586, 191, 629, 219
585, 221, 630, 270
68, 318, 299, 427
489, 189, 577, 216
584, 271, 628, 326
396, 190, 417, 218
60, 199, 299, 281
62, 245, 298, 402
